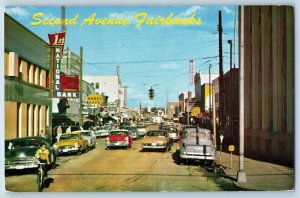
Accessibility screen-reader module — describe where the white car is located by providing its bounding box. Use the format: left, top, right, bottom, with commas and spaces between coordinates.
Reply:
179, 127, 215, 165
137, 125, 147, 137
95, 125, 115, 138
80, 130, 97, 149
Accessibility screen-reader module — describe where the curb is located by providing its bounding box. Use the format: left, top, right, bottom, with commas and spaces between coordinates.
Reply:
215, 163, 252, 191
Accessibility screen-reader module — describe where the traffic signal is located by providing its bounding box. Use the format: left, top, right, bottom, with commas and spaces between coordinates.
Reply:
148, 87, 155, 100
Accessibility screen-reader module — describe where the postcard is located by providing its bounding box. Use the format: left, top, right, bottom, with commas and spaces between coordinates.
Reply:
3, 5, 294, 192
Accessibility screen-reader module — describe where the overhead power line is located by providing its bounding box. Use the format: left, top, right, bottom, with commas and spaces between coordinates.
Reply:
84, 55, 220, 65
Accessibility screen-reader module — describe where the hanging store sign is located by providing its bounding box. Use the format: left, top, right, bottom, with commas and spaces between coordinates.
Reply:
60, 74, 79, 92
49, 31, 79, 98
48, 32, 66, 51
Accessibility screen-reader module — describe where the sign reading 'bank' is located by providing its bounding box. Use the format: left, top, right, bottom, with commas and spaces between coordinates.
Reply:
48, 32, 79, 98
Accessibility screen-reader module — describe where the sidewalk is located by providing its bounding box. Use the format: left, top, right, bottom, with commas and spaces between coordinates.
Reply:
215, 151, 294, 191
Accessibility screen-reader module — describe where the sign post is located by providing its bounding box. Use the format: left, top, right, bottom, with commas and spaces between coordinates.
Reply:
228, 145, 235, 169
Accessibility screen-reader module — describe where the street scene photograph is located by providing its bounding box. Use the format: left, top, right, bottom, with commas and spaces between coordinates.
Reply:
3, 5, 294, 192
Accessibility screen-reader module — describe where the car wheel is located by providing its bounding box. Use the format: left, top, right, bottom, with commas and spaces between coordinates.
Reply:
50, 154, 56, 169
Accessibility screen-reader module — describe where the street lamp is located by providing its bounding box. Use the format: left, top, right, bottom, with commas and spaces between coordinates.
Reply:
227, 40, 232, 70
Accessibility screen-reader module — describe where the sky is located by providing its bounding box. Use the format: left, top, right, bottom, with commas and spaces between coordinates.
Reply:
5, 5, 238, 108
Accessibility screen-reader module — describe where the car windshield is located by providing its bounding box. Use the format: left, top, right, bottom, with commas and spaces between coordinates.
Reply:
110, 131, 127, 136
60, 134, 79, 140
146, 131, 166, 137
11, 139, 42, 148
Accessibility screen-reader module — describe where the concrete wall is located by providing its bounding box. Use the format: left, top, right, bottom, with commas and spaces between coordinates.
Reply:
240, 6, 294, 166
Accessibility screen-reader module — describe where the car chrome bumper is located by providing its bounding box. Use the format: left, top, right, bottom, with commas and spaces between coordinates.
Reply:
106, 142, 129, 147
5, 162, 37, 170
142, 145, 166, 149
58, 147, 80, 153
180, 153, 215, 160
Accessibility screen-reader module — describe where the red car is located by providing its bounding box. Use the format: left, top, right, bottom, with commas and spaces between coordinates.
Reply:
106, 130, 133, 149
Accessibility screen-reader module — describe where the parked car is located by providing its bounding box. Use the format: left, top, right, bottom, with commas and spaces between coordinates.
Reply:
136, 125, 147, 137
178, 125, 194, 139
124, 126, 139, 139
179, 127, 215, 165
106, 130, 133, 149
5, 136, 58, 170
141, 130, 171, 152
95, 125, 115, 138
54, 132, 88, 155
78, 130, 97, 149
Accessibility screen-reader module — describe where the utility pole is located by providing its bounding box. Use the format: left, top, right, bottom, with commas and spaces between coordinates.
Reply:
218, 10, 225, 131
212, 84, 216, 149
61, 6, 66, 32
79, 46, 83, 126
187, 101, 189, 125
228, 40, 233, 137
237, 6, 246, 183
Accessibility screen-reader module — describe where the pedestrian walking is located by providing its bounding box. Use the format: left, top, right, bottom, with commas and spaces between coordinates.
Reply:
56, 126, 62, 142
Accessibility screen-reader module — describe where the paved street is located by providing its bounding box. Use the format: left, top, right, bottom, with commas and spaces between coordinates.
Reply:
5, 130, 238, 192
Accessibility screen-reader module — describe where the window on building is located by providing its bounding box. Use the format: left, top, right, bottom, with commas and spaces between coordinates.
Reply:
96, 83, 99, 89
6, 52, 19, 77
34, 66, 40, 85
215, 93, 219, 103
46, 70, 50, 88
91, 83, 94, 87
4, 52, 9, 76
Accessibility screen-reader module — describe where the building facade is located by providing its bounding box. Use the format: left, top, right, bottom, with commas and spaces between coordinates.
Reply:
83, 75, 126, 109
195, 72, 218, 114
167, 101, 179, 120
240, 6, 294, 165
4, 14, 52, 139
199, 83, 212, 113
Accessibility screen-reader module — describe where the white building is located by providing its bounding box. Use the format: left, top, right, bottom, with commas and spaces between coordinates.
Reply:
199, 72, 219, 85
83, 75, 126, 109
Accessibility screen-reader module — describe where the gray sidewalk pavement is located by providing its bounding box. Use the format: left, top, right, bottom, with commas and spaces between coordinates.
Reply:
215, 151, 294, 191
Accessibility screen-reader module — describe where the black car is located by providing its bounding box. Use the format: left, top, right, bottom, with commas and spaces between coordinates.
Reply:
5, 136, 58, 171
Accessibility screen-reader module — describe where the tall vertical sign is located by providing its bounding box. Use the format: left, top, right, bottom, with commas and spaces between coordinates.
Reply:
189, 59, 195, 85
48, 32, 79, 98
54, 47, 61, 95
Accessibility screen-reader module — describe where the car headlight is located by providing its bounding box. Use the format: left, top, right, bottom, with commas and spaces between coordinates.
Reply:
74, 143, 79, 148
